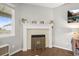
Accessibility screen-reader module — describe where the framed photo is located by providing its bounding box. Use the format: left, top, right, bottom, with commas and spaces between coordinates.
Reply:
68, 9, 79, 23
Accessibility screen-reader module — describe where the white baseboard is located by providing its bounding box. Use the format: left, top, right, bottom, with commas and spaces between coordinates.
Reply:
9, 49, 22, 56
22, 49, 28, 51
0, 44, 9, 48
54, 45, 72, 51
49, 46, 53, 48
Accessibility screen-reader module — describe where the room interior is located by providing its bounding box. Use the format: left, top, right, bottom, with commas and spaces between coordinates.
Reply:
0, 3, 79, 56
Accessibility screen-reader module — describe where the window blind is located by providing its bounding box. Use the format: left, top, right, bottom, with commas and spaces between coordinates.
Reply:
0, 4, 12, 18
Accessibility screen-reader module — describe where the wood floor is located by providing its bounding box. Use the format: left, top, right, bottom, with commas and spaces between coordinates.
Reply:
12, 47, 74, 56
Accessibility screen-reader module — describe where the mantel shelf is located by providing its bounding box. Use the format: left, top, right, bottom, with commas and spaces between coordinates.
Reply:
24, 24, 53, 29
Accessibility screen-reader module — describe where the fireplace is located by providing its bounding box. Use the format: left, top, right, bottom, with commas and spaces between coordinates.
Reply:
22, 24, 53, 51
31, 35, 45, 50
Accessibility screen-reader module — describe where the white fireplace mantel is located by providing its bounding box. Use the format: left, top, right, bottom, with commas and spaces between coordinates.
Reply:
22, 23, 53, 51
25, 23, 53, 29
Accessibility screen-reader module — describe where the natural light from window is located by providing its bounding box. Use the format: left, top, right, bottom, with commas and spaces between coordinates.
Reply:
0, 16, 12, 34
0, 4, 15, 37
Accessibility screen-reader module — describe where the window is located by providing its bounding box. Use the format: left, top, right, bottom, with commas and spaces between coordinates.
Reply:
0, 4, 15, 37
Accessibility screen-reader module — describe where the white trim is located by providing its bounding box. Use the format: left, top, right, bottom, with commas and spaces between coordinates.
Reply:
0, 34, 15, 38
22, 23, 28, 51
0, 44, 9, 48
9, 49, 22, 56
6, 3, 15, 8
48, 26, 53, 48
54, 45, 72, 51
26, 24, 50, 29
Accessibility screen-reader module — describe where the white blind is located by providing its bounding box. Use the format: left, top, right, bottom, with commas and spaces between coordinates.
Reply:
0, 4, 12, 18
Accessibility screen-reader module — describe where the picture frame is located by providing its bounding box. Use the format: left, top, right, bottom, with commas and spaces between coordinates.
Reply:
68, 9, 79, 23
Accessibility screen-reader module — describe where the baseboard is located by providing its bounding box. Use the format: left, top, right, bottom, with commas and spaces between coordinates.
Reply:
9, 49, 22, 56
22, 48, 28, 51
0, 44, 9, 48
48, 45, 54, 48
54, 45, 72, 51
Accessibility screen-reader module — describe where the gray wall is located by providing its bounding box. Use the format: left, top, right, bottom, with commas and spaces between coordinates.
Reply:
53, 3, 79, 51
0, 36, 15, 54
20, 4, 53, 22
0, 3, 54, 54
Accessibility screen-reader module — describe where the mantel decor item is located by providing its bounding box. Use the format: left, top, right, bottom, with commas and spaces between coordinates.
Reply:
32, 21, 37, 24
21, 18, 27, 23
40, 21, 44, 24
49, 20, 53, 24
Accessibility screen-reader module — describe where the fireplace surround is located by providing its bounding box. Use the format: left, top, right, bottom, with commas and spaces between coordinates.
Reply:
22, 23, 53, 51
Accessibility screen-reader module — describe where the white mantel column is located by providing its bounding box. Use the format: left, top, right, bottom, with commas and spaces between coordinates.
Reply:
23, 23, 28, 51
48, 25, 53, 48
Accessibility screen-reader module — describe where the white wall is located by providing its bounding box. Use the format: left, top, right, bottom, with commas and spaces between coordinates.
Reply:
53, 3, 79, 51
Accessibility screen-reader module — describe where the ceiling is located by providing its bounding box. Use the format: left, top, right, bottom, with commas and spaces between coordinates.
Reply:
30, 3, 64, 8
